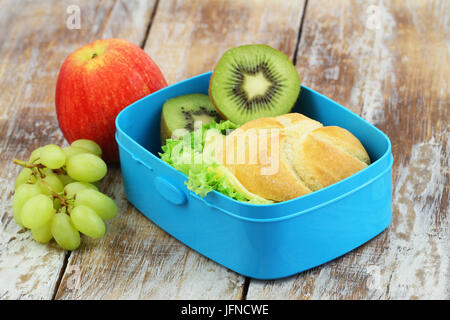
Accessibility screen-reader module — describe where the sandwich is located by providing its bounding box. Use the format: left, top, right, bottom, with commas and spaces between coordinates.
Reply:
160, 113, 370, 204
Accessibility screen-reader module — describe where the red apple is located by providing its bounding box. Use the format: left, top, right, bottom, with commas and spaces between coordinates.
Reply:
55, 38, 167, 163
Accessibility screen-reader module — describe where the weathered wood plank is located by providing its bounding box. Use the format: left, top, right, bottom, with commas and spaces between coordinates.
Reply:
55, 0, 307, 299
247, 0, 449, 299
145, 0, 306, 84
0, 0, 156, 300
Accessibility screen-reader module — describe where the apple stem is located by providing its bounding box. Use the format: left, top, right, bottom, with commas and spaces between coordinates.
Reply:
91, 52, 98, 59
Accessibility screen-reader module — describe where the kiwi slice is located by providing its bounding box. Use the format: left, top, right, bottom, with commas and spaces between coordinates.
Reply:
209, 44, 300, 125
160, 93, 222, 143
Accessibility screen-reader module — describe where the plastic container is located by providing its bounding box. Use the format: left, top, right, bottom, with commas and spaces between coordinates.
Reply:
115, 71, 393, 280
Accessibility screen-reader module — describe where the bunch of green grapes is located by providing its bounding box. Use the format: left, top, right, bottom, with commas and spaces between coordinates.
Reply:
12, 139, 118, 251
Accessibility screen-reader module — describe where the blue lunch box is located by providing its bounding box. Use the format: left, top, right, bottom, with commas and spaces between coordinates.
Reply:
115, 71, 393, 280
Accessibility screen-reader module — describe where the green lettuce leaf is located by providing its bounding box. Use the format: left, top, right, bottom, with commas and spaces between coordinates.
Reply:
159, 119, 272, 204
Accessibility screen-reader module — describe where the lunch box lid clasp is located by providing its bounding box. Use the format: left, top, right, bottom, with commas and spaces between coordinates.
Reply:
154, 176, 187, 206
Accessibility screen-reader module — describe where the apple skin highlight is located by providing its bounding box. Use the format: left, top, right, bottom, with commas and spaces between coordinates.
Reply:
55, 38, 167, 163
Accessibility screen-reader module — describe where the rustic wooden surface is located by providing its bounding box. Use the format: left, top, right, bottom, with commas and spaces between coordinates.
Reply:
0, 0, 448, 300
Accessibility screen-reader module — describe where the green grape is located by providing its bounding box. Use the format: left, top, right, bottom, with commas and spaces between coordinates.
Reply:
66, 153, 107, 182
31, 222, 53, 243
51, 213, 80, 250
38, 173, 64, 195
41, 167, 52, 175
70, 205, 105, 239
39, 144, 66, 169
63, 146, 89, 159
64, 182, 98, 198
20, 194, 55, 229
58, 173, 76, 186
53, 197, 61, 210
71, 139, 102, 157
74, 189, 117, 220
12, 183, 42, 227
29, 147, 42, 163
14, 168, 36, 190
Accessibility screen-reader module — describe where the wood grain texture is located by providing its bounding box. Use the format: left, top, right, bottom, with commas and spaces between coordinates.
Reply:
0, 0, 156, 299
2, 0, 447, 300
246, 0, 449, 300
55, 0, 307, 299
144, 0, 306, 84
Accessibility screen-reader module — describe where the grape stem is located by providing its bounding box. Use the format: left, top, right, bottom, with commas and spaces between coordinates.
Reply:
13, 159, 67, 177
14, 158, 47, 178
52, 168, 65, 175
13, 158, 44, 169
14, 158, 71, 213
39, 178, 69, 209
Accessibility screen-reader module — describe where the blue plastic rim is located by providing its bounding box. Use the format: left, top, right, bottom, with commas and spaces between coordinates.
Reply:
115, 71, 393, 279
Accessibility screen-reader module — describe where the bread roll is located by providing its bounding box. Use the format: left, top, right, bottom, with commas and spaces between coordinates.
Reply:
216, 113, 370, 202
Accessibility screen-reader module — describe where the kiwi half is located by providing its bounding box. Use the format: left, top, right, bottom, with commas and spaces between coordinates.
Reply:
209, 44, 300, 125
160, 93, 222, 144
